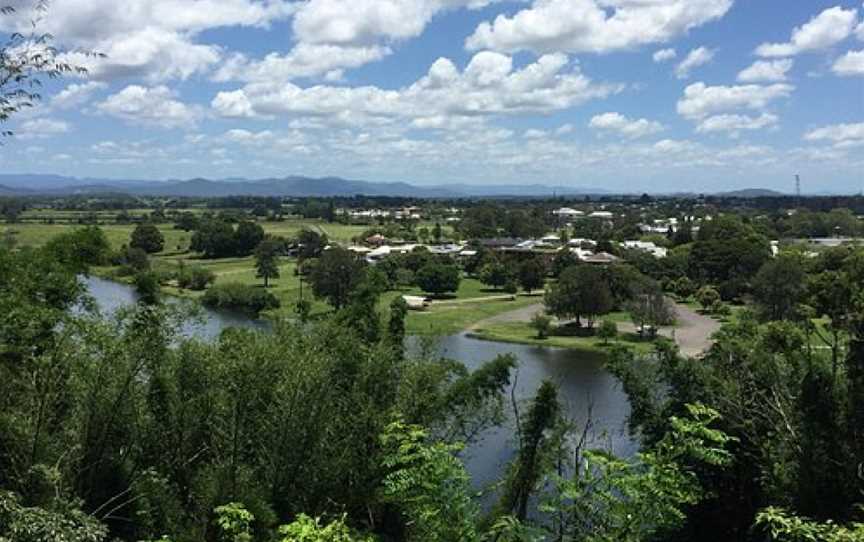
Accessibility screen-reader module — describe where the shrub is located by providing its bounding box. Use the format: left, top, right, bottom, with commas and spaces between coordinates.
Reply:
202, 283, 280, 316
530, 312, 553, 339
597, 319, 617, 344
696, 286, 721, 311
395, 268, 415, 288
178, 266, 216, 291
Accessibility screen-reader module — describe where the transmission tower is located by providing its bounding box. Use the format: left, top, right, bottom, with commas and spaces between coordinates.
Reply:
795, 174, 801, 207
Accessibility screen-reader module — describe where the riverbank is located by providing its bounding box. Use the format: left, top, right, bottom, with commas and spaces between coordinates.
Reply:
468, 301, 721, 357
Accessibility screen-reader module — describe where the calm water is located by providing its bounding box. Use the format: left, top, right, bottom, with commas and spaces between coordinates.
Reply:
83, 276, 636, 490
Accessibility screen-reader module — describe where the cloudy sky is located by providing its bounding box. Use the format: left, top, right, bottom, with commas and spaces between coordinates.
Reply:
1, 0, 863, 193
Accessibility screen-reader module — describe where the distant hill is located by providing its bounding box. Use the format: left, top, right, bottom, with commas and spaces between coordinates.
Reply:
720, 188, 786, 198
0, 174, 609, 198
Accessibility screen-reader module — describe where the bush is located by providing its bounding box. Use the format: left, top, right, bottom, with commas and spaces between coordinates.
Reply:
696, 286, 721, 311
178, 266, 216, 291
202, 283, 280, 316
395, 268, 415, 288
530, 312, 553, 339
597, 319, 618, 344
711, 300, 732, 317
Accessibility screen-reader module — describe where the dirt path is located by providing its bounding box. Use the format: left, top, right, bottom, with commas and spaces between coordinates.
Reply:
470, 301, 721, 357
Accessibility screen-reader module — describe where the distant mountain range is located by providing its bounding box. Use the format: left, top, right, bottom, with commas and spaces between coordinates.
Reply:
0, 174, 812, 199
0, 174, 610, 198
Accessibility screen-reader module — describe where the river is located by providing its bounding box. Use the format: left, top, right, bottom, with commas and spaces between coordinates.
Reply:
83, 276, 636, 490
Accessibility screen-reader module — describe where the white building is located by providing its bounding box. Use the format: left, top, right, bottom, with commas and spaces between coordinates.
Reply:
553, 207, 585, 220
622, 240, 668, 258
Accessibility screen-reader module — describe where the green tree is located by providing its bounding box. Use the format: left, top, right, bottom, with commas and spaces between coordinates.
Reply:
753, 253, 807, 321
254, 240, 280, 288
689, 215, 771, 300
380, 421, 480, 541
44, 226, 111, 271
480, 261, 513, 291
494, 381, 560, 521
627, 282, 676, 338
309, 247, 365, 309
544, 265, 612, 328
598, 319, 617, 344
297, 229, 328, 259
234, 221, 265, 256
696, 285, 721, 311
415, 262, 461, 298
0, 490, 107, 542
530, 312, 552, 339
134, 271, 161, 305
130, 223, 165, 254
433, 222, 443, 243
517, 258, 546, 294
548, 404, 734, 542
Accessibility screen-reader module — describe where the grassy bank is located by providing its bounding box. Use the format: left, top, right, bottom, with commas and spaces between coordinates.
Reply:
469, 321, 661, 355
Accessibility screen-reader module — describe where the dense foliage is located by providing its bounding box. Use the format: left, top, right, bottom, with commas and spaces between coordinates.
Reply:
201, 282, 280, 315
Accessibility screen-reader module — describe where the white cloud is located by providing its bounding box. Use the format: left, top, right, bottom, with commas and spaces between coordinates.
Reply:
857, 21, 864, 41
223, 129, 275, 143
755, 6, 858, 57
677, 82, 794, 120
737, 59, 794, 82
16, 118, 71, 139
51, 82, 108, 109
60, 29, 221, 82
556, 123, 574, 135
653, 48, 677, 63
1, 0, 296, 82
696, 113, 779, 135
213, 51, 621, 124
293, 0, 494, 46
238, 0, 496, 80
212, 44, 391, 83
589, 112, 664, 139
97, 85, 201, 128
465, 0, 733, 54
675, 47, 716, 79
524, 129, 547, 139
804, 122, 864, 147
832, 50, 864, 76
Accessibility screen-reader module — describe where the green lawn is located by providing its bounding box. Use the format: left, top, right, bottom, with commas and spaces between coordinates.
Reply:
1, 223, 193, 254
470, 321, 660, 355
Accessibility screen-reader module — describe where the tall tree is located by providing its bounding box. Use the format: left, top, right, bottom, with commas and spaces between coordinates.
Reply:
254, 239, 280, 288
309, 247, 365, 309
517, 257, 546, 294
753, 253, 807, 321
494, 381, 560, 521
544, 265, 612, 328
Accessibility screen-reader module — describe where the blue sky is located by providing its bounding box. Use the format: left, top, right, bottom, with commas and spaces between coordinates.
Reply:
1, 0, 863, 193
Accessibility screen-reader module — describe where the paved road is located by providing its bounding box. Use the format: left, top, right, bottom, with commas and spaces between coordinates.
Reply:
471, 300, 720, 358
